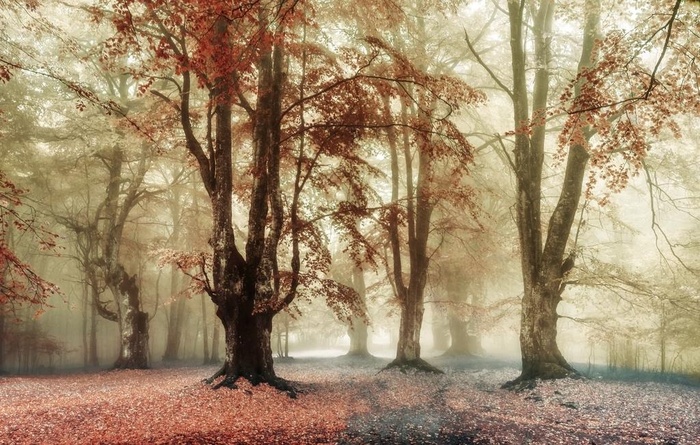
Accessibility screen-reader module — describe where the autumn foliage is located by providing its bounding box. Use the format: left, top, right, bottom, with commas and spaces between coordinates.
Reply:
0, 171, 58, 314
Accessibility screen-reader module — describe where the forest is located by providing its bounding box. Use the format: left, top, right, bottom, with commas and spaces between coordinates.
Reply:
1, 0, 700, 443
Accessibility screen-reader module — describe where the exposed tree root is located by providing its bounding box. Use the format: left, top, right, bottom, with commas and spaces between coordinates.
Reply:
502, 363, 582, 391
203, 366, 297, 398
382, 358, 444, 374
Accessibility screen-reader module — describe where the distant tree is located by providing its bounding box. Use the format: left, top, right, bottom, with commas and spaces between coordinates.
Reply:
366, 3, 483, 371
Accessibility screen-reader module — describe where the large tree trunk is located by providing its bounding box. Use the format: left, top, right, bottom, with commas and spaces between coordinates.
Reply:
206, 296, 280, 388
201, 16, 285, 388
394, 287, 425, 362
519, 284, 574, 379
346, 266, 370, 357
220, 308, 274, 383
111, 266, 149, 369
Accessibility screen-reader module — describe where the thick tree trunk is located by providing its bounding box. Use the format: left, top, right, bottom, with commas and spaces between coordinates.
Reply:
443, 271, 483, 356
346, 266, 370, 357
347, 318, 369, 356
395, 287, 424, 362
518, 284, 575, 379
446, 316, 482, 356
206, 300, 287, 390
112, 266, 149, 369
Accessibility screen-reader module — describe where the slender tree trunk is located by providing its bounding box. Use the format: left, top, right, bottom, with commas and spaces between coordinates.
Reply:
82, 280, 89, 368
162, 271, 185, 361
88, 297, 99, 367
201, 293, 210, 364
210, 321, 221, 364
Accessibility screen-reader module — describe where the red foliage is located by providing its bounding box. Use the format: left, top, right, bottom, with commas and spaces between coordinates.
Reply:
556, 2, 700, 199
0, 171, 59, 314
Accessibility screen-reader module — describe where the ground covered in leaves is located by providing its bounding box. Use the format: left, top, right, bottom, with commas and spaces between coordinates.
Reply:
1, 355, 698, 444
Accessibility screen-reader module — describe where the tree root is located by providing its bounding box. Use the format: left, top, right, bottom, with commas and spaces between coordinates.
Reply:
381, 358, 444, 374
502, 363, 583, 391
203, 367, 297, 398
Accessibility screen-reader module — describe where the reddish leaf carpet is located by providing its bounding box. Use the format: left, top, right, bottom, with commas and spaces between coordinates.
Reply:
1, 357, 697, 444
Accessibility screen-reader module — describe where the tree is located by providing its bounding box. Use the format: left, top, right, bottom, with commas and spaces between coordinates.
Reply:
365, 2, 483, 371
105, 0, 385, 390
466, 0, 700, 384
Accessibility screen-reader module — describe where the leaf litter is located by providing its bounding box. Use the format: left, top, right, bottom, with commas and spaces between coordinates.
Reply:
0, 356, 698, 444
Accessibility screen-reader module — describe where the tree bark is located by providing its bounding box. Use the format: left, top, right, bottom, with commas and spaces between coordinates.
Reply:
162, 271, 186, 362
385, 99, 440, 373
346, 266, 370, 356
111, 265, 149, 369
444, 276, 483, 356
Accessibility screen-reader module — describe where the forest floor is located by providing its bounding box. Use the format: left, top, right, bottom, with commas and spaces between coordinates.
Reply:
0, 355, 698, 444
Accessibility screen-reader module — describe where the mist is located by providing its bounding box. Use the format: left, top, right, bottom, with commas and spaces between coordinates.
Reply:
1, 0, 700, 443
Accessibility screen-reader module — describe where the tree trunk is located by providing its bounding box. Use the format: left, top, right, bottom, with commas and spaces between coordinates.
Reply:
444, 277, 483, 356
207, 301, 277, 387
504, 0, 599, 386
201, 293, 210, 364
346, 266, 370, 356
112, 266, 149, 369
88, 298, 99, 367
519, 284, 574, 379
394, 287, 425, 362
162, 270, 186, 362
